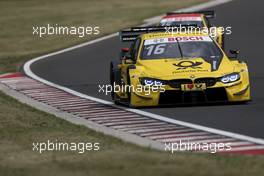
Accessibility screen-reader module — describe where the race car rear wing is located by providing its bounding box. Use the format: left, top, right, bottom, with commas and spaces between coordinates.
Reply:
120, 26, 168, 42
120, 26, 196, 42
166, 10, 215, 18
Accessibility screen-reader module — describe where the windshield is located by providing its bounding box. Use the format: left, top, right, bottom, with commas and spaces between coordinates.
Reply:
140, 36, 223, 61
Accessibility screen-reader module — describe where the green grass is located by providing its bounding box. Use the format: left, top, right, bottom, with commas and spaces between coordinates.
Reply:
1, 92, 264, 176
0, 0, 207, 73
1, 0, 264, 175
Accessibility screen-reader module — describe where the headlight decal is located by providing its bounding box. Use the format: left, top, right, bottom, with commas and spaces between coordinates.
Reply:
220, 73, 240, 84
141, 78, 166, 86
144, 79, 154, 86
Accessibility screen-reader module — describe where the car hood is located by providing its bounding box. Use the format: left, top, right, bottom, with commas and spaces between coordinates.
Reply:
137, 57, 235, 79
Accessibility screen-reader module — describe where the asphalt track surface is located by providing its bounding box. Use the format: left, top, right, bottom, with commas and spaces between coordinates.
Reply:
31, 0, 264, 139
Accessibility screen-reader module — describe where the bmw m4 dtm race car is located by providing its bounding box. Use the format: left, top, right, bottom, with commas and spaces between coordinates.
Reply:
110, 27, 250, 107
158, 11, 227, 49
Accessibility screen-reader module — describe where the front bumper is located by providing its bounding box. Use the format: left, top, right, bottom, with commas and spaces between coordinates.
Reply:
159, 88, 228, 105
130, 82, 251, 107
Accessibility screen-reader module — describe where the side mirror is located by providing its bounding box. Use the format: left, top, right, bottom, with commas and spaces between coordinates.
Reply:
229, 49, 240, 59
124, 53, 135, 64
125, 59, 135, 64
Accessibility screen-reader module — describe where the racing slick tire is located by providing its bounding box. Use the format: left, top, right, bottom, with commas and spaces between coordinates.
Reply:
110, 60, 121, 105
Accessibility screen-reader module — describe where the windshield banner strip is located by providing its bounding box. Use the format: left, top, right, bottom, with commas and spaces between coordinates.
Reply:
144, 36, 212, 45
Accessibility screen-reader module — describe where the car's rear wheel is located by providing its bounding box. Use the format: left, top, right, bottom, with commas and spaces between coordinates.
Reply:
110, 61, 121, 105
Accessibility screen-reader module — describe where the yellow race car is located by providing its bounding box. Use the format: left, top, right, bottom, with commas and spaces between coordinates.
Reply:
110, 27, 250, 107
